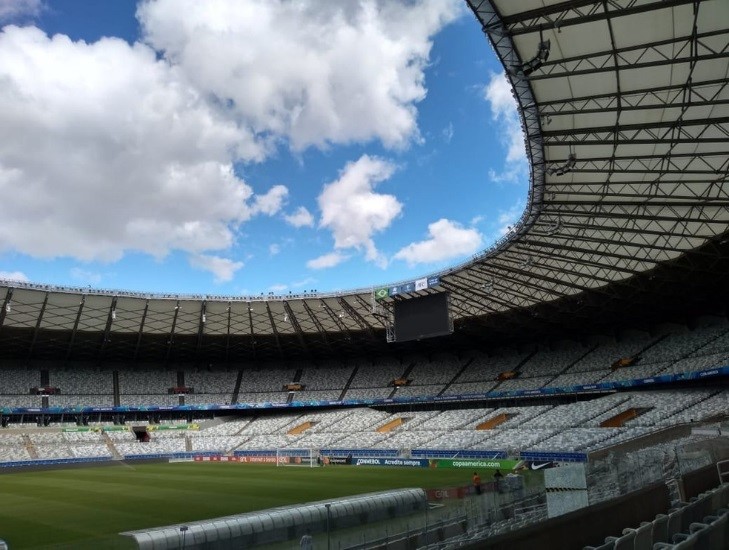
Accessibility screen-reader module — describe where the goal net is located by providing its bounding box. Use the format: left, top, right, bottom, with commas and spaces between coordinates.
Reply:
275, 448, 320, 467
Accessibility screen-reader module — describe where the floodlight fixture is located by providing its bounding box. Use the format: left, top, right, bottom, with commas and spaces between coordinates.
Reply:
481, 278, 494, 292
512, 38, 551, 76
546, 218, 562, 235
546, 154, 577, 176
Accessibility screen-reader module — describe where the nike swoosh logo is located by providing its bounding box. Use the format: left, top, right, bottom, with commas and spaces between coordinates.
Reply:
530, 462, 552, 470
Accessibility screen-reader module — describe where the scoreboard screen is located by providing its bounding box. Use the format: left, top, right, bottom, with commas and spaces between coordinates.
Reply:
393, 292, 451, 342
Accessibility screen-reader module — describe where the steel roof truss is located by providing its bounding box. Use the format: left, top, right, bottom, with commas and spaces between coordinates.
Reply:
64, 295, 85, 361
283, 301, 309, 356
27, 292, 49, 360
264, 301, 284, 359
502, 0, 698, 36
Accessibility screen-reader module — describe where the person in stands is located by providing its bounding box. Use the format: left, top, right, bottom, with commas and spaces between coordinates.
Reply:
472, 471, 482, 495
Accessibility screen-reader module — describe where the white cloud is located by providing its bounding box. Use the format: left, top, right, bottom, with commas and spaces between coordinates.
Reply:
269, 283, 287, 292
393, 218, 482, 266
318, 155, 402, 267
442, 122, 454, 143
0, 270, 28, 282
70, 267, 102, 285
189, 254, 244, 283
137, 0, 462, 150
483, 72, 528, 183
293, 277, 316, 288
269, 243, 281, 256
252, 184, 288, 216
0, 0, 42, 22
284, 206, 315, 228
0, 26, 282, 263
495, 200, 524, 236
306, 251, 349, 270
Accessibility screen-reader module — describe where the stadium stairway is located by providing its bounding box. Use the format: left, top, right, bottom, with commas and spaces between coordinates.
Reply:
437, 357, 473, 396
231, 370, 243, 404
338, 364, 359, 401
543, 343, 599, 389
101, 432, 123, 460
22, 434, 38, 459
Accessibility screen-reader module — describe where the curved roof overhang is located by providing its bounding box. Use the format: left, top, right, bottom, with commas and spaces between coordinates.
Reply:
0, 0, 727, 363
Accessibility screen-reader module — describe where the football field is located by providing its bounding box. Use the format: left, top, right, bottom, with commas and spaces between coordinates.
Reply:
0, 462, 492, 549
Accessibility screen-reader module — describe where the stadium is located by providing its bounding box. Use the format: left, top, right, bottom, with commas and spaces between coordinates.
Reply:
1, 0, 729, 549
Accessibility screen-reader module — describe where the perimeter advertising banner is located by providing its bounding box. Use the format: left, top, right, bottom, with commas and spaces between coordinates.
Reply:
430, 459, 520, 470
353, 457, 429, 467
193, 455, 287, 464
147, 424, 199, 431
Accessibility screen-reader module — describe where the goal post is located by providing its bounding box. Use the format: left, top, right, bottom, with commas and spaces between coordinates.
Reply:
275, 448, 320, 467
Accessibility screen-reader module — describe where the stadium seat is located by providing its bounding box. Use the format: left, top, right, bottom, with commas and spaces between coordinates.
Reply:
621, 522, 653, 550
605, 529, 636, 550
652, 514, 670, 544
583, 540, 614, 550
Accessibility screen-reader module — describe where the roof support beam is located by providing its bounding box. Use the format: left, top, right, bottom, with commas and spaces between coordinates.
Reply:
320, 299, 353, 342
225, 303, 232, 363
195, 301, 206, 361
301, 300, 333, 354
501, 0, 698, 36
247, 303, 257, 359
133, 300, 149, 362
164, 300, 180, 365
0, 288, 13, 329
539, 77, 728, 114
283, 301, 310, 357
265, 301, 284, 359
64, 295, 85, 361
336, 297, 378, 341
97, 296, 118, 362
27, 292, 49, 361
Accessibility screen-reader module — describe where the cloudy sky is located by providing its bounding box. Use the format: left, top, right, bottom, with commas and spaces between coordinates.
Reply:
0, 0, 528, 296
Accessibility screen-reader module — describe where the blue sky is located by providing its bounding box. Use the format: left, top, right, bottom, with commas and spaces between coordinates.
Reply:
0, 0, 527, 296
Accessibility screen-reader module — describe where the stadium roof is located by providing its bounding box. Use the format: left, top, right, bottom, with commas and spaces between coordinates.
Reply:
1, 0, 728, 363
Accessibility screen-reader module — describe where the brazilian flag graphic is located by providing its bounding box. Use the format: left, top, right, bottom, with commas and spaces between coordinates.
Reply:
374, 287, 388, 300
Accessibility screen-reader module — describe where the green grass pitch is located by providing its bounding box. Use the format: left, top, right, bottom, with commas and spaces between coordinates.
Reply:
0, 462, 490, 549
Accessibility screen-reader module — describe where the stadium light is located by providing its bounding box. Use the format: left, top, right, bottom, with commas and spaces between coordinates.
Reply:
111, 309, 116, 321
4, 301, 10, 313
511, 38, 550, 76
543, 217, 562, 236
481, 278, 494, 293
202, 313, 206, 323
546, 154, 577, 176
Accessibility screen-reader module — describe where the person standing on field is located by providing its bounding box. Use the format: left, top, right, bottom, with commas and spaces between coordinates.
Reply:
472, 471, 482, 495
